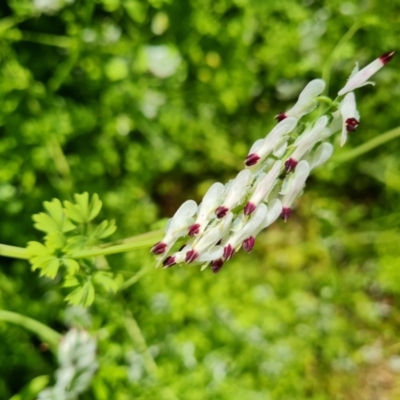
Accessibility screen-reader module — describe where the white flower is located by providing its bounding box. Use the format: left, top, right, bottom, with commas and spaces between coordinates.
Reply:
339, 92, 360, 146
276, 79, 326, 121
185, 212, 233, 263
188, 182, 224, 236
306, 142, 334, 170
242, 199, 283, 252
151, 200, 197, 255
245, 117, 297, 167
244, 160, 282, 215
284, 116, 328, 172
280, 160, 310, 221
222, 205, 268, 260
338, 51, 395, 96
215, 170, 252, 218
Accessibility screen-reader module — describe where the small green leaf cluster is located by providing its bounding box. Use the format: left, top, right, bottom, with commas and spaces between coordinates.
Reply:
27, 193, 118, 306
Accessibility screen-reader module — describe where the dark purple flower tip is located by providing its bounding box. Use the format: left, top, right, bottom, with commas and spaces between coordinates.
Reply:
223, 244, 235, 261
188, 223, 201, 237
380, 51, 395, 65
215, 206, 229, 219
280, 207, 291, 222
284, 157, 298, 173
244, 202, 256, 216
345, 117, 360, 132
242, 236, 255, 253
151, 241, 167, 255
245, 153, 260, 167
162, 256, 176, 268
275, 113, 287, 122
185, 249, 199, 263
211, 259, 224, 274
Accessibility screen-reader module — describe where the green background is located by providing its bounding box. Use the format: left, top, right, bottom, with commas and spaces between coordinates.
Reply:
1, 0, 400, 398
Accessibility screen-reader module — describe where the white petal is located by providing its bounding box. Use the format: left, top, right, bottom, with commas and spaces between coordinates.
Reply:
308, 142, 333, 169
281, 160, 310, 207
285, 79, 326, 119
249, 160, 282, 205
223, 169, 252, 209
264, 199, 283, 227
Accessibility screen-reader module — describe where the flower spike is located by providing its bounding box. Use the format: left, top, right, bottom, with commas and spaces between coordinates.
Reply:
152, 52, 392, 270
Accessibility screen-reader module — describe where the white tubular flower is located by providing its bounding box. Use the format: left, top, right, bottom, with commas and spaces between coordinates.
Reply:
320, 111, 342, 140
38, 329, 98, 400
185, 212, 233, 263
215, 169, 252, 218
222, 205, 268, 260
151, 200, 197, 255
242, 199, 283, 253
275, 79, 326, 121
306, 142, 334, 170
245, 117, 297, 167
244, 160, 282, 215
338, 51, 395, 96
188, 182, 225, 236
280, 160, 310, 221
339, 92, 360, 147
284, 116, 328, 172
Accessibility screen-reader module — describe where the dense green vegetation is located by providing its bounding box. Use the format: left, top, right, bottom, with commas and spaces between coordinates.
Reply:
1, 0, 400, 398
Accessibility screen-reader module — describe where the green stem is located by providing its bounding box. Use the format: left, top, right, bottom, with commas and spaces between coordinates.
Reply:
0, 310, 61, 352
322, 21, 361, 92
334, 126, 400, 163
19, 30, 75, 48
0, 244, 29, 260
70, 230, 163, 259
0, 15, 31, 35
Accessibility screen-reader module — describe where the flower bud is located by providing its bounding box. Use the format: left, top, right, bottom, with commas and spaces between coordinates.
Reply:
338, 51, 395, 96
276, 79, 326, 121
339, 92, 360, 146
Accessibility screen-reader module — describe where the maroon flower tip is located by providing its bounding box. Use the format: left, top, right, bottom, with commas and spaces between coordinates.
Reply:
242, 236, 255, 253
275, 113, 287, 122
244, 202, 256, 216
151, 241, 167, 255
380, 51, 395, 65
163, 256, 176, 268
211, 259, 224, 274
223, 244, 235, 261
345, 117, 360, 132
188, 223, 200, 237
185, 249, 199, 264
215, 206, 229, 219
280, 207, 291, 222
245, 153, 260, 167
284, 157, 298, 173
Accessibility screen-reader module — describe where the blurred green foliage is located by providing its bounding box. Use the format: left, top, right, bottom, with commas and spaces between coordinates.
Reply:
1, 0, 400, 399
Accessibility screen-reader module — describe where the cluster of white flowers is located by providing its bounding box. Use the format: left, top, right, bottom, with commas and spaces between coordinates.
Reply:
38, 329, 98, 400
151, 51, 395, 273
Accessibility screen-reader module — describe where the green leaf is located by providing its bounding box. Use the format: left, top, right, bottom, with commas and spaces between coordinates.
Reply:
26, 241, 52, 257
39, 258, 61, 279
64, 192, 102, 224
45, 231, 66, 250
65, 280, 95, 307
64, 235, 88, 252
63, 275, 80, 288
92, 219, 117, 239
32, 199, 76, 233
62, 258, 80, 275
93, 271, 119, 293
